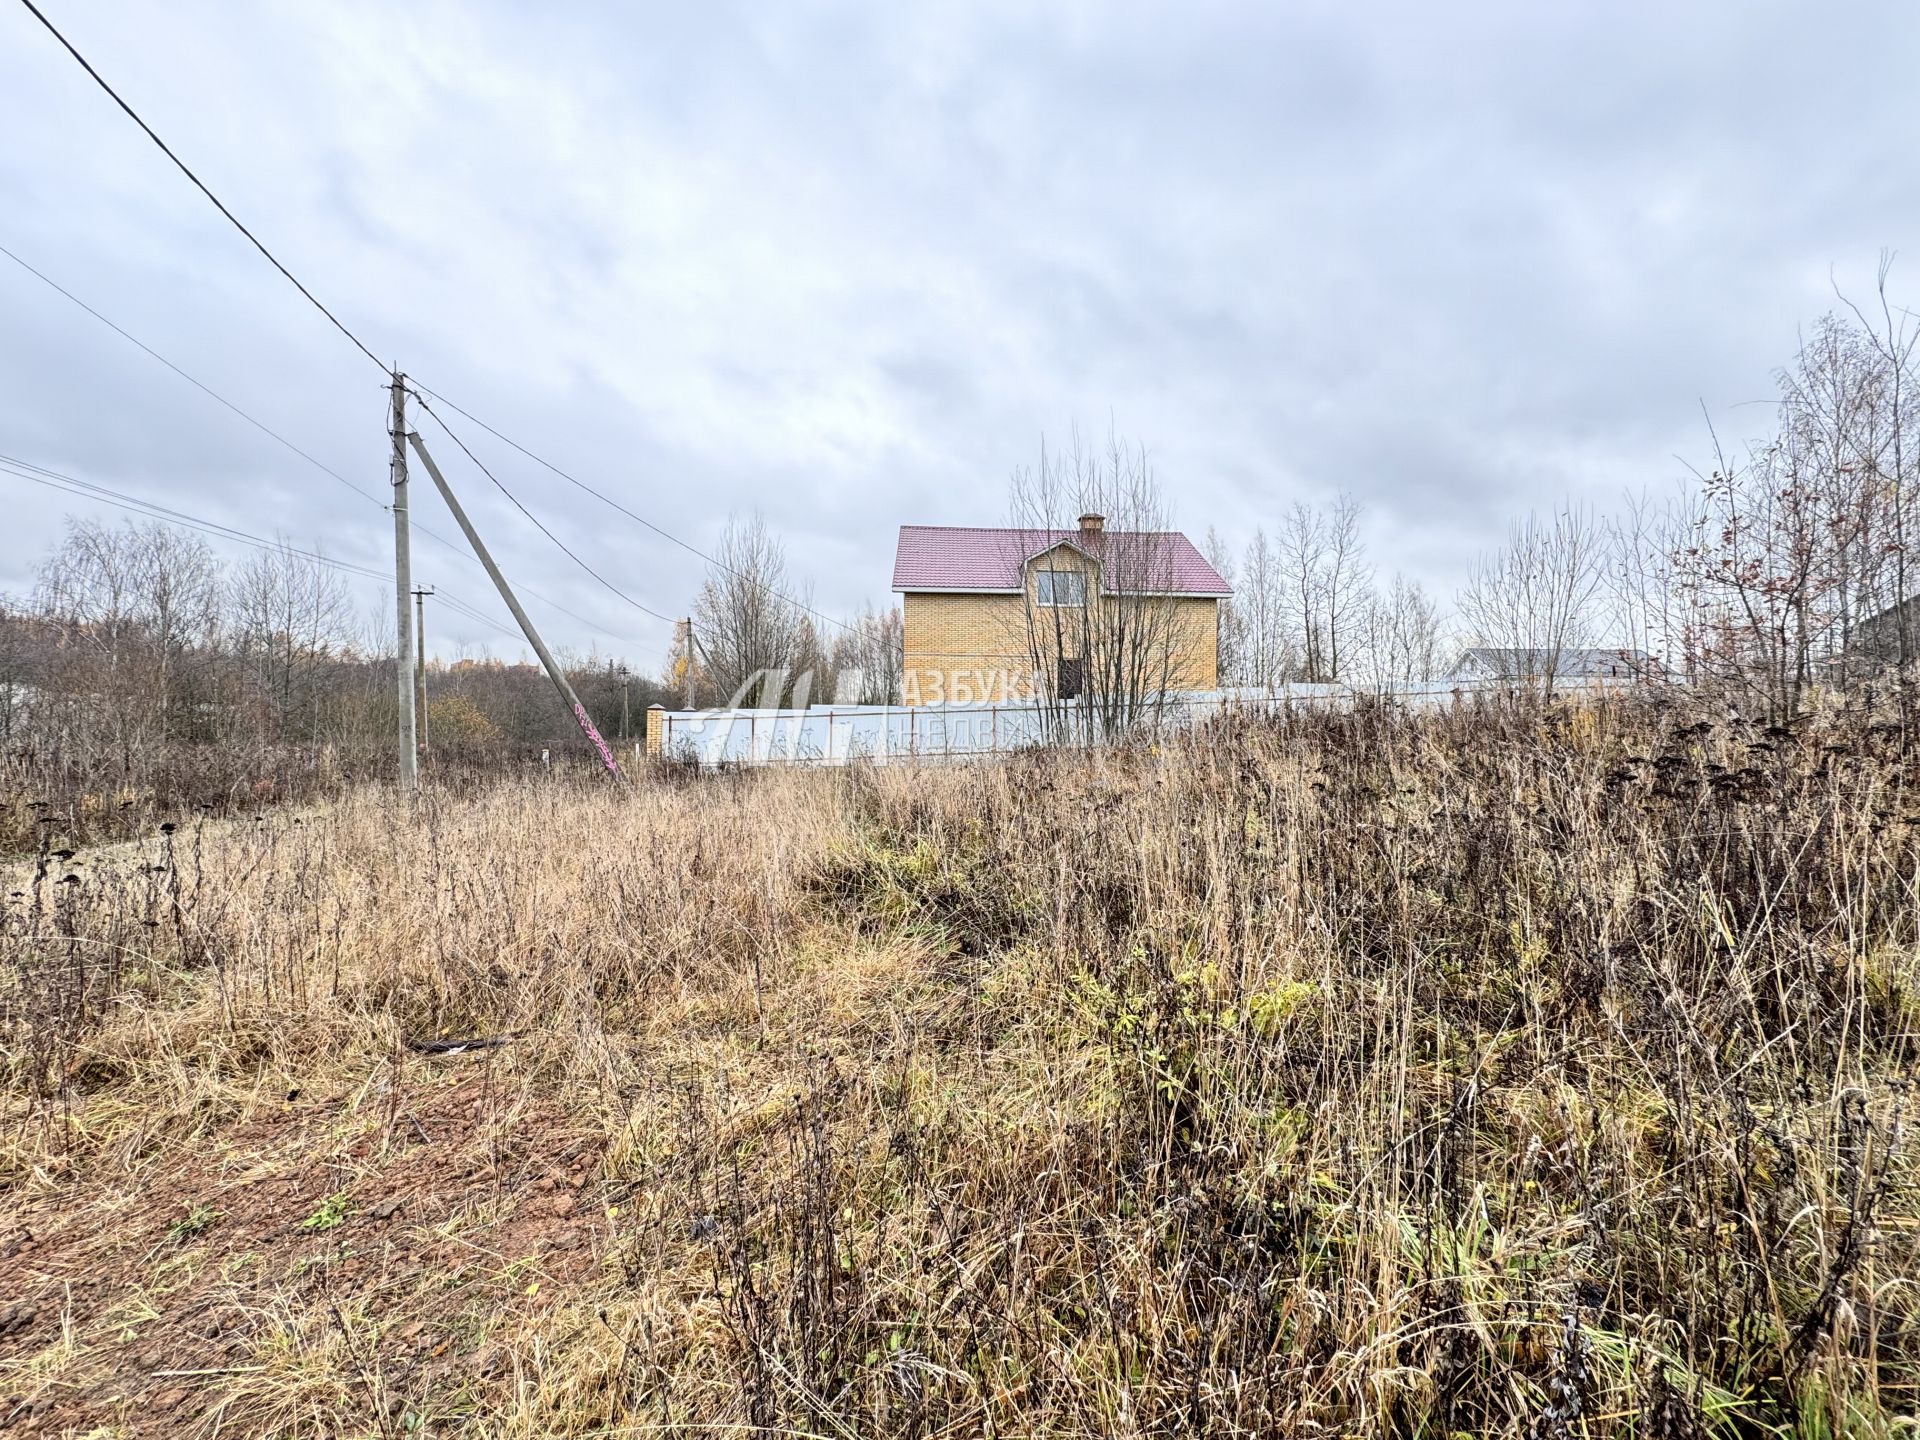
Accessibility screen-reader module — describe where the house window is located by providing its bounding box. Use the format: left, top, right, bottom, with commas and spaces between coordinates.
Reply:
1036, 569, 1086, 607
1057, 656, 1084, 699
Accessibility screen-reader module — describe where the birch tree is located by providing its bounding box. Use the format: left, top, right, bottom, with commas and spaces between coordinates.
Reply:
1457, 508, 1605, 692
691, 513, 813, 706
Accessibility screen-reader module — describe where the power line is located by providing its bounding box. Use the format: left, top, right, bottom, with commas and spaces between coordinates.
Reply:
0, 241, 385, 506
0, 244, 647, 650
410, 393, 678, 629
413, 523, 647, 648
0, 453, 524, 643
410, 382, 855, 638
0, 452, 505, 639
2, 454, 509, 641
2, 456, 384, 580
15, 0, 386, 372
14, 0, 829, 646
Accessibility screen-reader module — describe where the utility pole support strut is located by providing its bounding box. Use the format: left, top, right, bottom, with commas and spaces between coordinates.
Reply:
405, 430, 621, 778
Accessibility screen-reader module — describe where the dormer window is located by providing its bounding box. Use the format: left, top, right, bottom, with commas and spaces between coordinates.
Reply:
1036, 569, 1087, 607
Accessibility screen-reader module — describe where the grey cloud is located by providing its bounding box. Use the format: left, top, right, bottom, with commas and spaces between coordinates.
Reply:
4, 0, 1918, 657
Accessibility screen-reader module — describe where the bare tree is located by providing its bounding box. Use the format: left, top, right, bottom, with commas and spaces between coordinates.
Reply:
0, 597, 33, 745
1670, 282, 1920, 718
135, 524, 225, 739
1209, 527, 1297, 688
691, 513, 812, 705
1676, 428, 1824, 717
1202, 527, 1243, 685
1004, 432, 1187, 737
1357, 574, 1448, 689
1237, 527, 1293, 687
1274, 495, 1369, 682
1276, 502, 1327, 682
231, 539, 353, 745
36, 519, 147, 765
788, 613, 831, 708
1675, 327, 1887, 714
1321, 495, 1370, 682
1456, 507, 1606, 692
34, 518, 222, 762
1604, 487, 1685, 683
1833, 255, 1920, 689
829, 604, 905, 704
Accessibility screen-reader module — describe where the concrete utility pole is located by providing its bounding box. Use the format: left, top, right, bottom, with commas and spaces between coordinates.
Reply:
682, 617, 697, 708
412, 586, 434, 763
405, 430, 621, 778
619, 667, 631, 742
390, 371, 418, 791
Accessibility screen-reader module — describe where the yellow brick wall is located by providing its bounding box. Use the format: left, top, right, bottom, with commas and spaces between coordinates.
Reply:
900, 585, 1220, 705
1166, 595, 1221, 691
900, 591, 1032, 704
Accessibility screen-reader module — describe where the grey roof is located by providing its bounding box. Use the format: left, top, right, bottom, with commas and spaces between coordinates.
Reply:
1445, 647, 1650, 680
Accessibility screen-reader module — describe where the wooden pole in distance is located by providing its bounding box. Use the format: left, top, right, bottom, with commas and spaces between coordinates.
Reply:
412, 585, 433, 763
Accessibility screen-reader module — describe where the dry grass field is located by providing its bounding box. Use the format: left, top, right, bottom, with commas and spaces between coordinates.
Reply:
1, 696, 1916, 1437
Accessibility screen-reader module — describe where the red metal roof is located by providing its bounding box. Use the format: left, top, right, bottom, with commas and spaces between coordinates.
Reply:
892, 525, 1232, 596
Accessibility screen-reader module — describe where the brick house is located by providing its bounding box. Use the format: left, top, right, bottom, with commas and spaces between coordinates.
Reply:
890, 515, 1232, 705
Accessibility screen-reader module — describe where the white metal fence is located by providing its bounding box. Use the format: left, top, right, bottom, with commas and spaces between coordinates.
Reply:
646, 677, 1641, 768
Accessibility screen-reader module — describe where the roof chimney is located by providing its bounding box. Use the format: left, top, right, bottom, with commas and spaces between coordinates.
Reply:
1078, 512, 1105, 535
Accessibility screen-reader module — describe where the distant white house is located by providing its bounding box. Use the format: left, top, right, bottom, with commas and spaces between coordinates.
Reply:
1442, 647, 1653, 686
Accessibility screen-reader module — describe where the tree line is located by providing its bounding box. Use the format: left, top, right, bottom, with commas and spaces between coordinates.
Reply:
1199, 277, 1920, 714
0, 518, 673, 789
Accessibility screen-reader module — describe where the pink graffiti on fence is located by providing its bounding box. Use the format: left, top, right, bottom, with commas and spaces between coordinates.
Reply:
572, 702, 622, 777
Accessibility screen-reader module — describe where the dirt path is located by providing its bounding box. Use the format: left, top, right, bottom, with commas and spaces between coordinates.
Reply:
4, 808, 322, 892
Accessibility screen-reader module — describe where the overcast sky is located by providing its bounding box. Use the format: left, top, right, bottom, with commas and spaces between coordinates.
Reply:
4, 0, 1916, 663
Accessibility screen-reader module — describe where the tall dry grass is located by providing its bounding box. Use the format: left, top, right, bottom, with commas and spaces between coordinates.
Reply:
1, 694, 1915, 1437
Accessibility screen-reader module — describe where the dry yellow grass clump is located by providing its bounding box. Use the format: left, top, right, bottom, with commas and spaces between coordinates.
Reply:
1, 696, 1916, 1437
